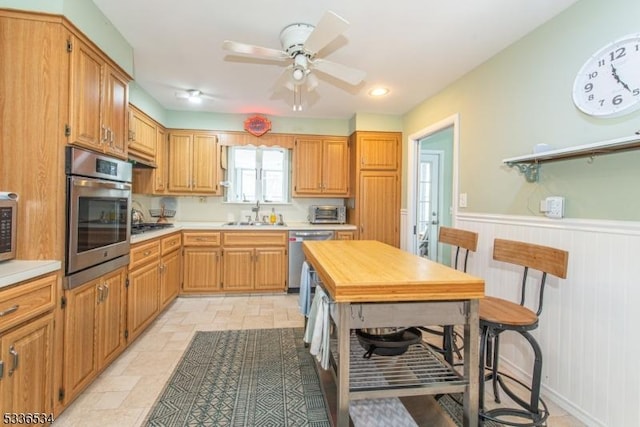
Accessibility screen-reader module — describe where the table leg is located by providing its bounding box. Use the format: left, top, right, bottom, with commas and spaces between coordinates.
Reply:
463, 299, 479, 427
336, 302, 350, 427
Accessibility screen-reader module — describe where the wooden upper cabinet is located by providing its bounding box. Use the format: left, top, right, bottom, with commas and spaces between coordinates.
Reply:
68, 34, 130, 159
357, 132, 400, 170
293, 136, 349, 197
168, 131, 219, 194
128, 105, 157, 162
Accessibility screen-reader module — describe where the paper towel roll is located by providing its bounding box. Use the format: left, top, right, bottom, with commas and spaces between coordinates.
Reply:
0, 192, 18, 200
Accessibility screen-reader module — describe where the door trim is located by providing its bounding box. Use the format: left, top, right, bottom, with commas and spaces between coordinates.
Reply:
405, 113, 460, 254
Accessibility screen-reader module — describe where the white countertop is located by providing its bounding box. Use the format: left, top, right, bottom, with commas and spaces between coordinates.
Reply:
130, 221, 357, 244
0, 260, 61, 289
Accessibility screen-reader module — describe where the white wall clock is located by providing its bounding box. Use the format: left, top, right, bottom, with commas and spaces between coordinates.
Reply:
572, 33, 640, 118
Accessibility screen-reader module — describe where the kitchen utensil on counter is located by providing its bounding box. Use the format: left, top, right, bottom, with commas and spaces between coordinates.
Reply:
131, 208, 145, 225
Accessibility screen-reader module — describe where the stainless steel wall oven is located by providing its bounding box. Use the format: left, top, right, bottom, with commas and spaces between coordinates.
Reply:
65, 147, 132, 289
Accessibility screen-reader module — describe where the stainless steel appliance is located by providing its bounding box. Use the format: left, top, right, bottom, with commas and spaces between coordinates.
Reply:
308, 205, 346, 224
0, 198, 17, 262
65, 147, 132, 289
288, 229, 334, 292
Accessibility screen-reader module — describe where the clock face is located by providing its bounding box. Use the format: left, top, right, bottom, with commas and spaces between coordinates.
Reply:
572, 33, 640, 118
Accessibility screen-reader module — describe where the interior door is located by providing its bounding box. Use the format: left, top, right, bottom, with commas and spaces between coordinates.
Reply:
416, 151, 442, 260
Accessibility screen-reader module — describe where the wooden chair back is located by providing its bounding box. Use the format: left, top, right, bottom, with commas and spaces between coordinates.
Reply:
438, 227, 478, 252
493, 239, 568, 279
493, 238, 569, 316
438, 227, 478, 272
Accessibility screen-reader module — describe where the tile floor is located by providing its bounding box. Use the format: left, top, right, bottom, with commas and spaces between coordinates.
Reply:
53, 295, 585, 427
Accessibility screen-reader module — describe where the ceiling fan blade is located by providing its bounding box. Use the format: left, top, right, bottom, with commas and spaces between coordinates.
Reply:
303, 10, 349, 55
312, 58, 366, 86
222, 40, 289, 60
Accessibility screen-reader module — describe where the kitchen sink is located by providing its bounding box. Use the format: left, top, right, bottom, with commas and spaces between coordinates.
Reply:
223, 221, 287, 227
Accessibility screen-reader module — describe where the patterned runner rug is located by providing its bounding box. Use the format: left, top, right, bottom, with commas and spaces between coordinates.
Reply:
145, 328, 329, 426
144, 328, 479, 426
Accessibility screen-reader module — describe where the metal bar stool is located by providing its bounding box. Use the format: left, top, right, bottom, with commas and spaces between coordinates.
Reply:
479, 238, 568, 426
419, 226, 478, 365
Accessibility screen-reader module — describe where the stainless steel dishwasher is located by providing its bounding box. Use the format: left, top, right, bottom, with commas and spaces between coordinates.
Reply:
288, 229, 334, 292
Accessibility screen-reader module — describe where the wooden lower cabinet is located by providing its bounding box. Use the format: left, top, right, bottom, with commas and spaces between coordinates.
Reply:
221, 232, 287, 292
182, 231, 222, 294
0, 312, 54, 417
62, 267, 126, 405
159, 236, 182, 310
127, 239, 161, 342
183, 247, 221, 293
335, 230, 356, 240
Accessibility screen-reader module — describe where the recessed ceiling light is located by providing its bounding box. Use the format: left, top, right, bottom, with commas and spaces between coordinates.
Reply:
368, 87, 389, 97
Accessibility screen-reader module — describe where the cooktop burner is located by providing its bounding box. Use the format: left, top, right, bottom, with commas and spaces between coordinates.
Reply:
131, 222, 174, 235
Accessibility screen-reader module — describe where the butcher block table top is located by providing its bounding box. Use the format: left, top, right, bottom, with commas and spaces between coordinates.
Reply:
302, 240, 484, 303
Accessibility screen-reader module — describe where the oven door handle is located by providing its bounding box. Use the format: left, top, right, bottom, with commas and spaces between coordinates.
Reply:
71, 177, 132, 191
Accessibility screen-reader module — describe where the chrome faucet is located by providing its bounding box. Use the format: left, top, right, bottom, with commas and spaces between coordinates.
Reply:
251, 200, 260, 221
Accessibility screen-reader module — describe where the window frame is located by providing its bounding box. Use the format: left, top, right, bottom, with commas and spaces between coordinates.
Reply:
225, 146, 290, 203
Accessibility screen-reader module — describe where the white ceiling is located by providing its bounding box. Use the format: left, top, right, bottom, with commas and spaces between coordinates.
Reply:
92, 0, 578, 119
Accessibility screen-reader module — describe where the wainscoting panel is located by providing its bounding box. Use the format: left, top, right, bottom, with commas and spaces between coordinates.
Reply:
454, 214, 640, 427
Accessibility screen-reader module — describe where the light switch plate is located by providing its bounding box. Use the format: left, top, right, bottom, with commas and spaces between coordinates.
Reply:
459, 193, 468, 208
544, 196, 564, 219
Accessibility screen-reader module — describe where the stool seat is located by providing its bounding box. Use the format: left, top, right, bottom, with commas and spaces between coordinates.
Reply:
480, 296, 538, 328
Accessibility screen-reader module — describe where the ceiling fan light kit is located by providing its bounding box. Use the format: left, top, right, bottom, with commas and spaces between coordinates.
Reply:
222, 10, 366, 112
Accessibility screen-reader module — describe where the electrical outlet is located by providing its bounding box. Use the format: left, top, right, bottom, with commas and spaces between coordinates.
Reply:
544, 196, 564, 219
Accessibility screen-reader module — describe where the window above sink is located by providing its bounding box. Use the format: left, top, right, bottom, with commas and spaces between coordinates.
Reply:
225, 146, 291, 204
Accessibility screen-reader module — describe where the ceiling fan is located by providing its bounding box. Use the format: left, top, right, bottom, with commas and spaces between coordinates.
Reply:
222, 10, 366, 110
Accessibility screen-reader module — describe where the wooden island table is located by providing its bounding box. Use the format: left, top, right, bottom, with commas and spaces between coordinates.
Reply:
302, 240, 485, 427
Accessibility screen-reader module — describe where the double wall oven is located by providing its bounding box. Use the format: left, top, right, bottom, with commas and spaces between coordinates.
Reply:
65, 147, 132, 289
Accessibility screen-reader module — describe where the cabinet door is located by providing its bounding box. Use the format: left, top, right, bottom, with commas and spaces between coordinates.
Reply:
104, 66, 128, 159
359, 133, 399, 170
254, 247, 287, 291
127, 261, 160, 341
335, 231, 355, 240
68, 37, 104, 151
183, 247, 221, 292
0, 313, 54, 415
63, 280, 99, 403
192, 134, 218, 193
96, 267, 126, 369
322, 138, 349, 195
293, 138, 323, 195
128, 106, 157, 160
221, 248, 254, 291
154, 126, 167, 192
168, 133, 193, 192
359, 172, 399, 247
160, 249, 182, 307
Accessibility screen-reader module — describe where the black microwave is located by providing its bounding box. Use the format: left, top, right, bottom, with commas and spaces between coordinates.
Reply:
0, 199, 17, 262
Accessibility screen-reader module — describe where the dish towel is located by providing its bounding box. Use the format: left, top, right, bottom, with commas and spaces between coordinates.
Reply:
303, 286, 331, 369
298, 261, 312, 316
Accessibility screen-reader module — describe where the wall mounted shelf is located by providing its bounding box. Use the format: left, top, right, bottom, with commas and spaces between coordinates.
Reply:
503, 133, 640, 182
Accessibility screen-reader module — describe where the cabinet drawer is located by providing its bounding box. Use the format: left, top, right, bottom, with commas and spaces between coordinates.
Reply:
183, 231, 221, 247
161, 233, 182, 254
130, 240, 160, 270
222, 231, 287, 247
0, 273, 57, 333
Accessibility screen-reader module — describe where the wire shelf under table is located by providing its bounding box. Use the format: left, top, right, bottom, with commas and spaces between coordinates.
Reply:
330, 333, 468, 399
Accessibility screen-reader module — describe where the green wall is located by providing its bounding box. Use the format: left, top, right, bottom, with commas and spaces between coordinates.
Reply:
403, 0, 640, 220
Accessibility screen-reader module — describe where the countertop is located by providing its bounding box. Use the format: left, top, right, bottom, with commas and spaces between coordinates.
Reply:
130, 221, 357, 244
302, 240, 484, 303
0, 260, 61, 289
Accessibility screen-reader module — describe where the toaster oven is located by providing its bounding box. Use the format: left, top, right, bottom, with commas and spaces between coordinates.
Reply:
0, 199, 17, 262
308, 205, 346, 224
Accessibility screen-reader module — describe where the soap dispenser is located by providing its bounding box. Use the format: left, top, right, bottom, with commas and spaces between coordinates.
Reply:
269, 208, 277, 224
